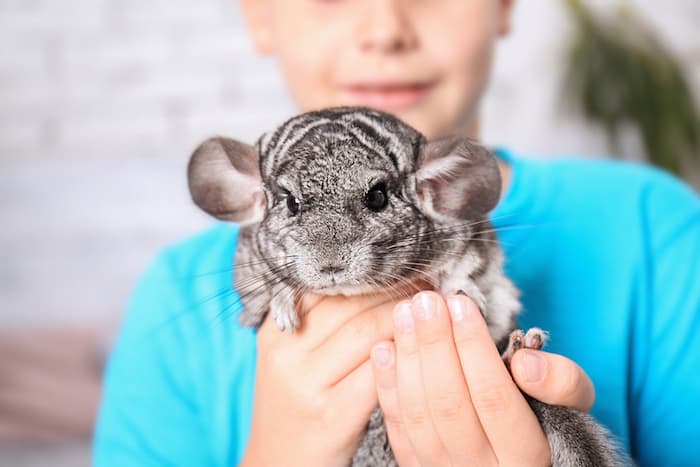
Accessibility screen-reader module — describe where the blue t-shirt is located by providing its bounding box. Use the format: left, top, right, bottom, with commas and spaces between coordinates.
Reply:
94, 152, 700, 466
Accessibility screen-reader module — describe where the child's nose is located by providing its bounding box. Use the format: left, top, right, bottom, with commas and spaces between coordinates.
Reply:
356, 0, 418, 54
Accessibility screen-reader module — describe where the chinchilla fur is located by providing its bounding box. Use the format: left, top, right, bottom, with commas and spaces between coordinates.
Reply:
187, 107, 629, 466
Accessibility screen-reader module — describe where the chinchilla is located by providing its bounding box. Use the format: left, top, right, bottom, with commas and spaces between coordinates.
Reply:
187, 107, 628, 466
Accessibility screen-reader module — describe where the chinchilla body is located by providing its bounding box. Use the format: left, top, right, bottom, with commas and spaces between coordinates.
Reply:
187, 107, 629, 466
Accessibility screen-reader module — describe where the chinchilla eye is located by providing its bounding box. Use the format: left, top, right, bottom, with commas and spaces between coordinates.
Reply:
364, 183, 388, 212
286, 193, 301, 215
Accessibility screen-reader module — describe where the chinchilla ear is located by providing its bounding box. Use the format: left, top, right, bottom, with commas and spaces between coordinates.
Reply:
187, 136, 264, 223
415, 136, 501, 221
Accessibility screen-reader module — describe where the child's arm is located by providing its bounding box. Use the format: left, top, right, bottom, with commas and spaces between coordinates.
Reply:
93, 252, 215, 466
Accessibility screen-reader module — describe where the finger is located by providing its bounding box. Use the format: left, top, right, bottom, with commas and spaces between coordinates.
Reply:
412, 292, 497, 466
332, 358, 379, 428
370, 341, 420, 467
301, 293, 395, 348
393, 301, 449, 466
300, 279, 430, 346
309, 300, 396, 386
447, 295, 550, 465
413, 292, 496, 465
511, 349, 596, 412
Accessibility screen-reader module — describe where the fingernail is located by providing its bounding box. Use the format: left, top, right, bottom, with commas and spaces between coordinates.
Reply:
520, 350, 546, 383
394, 302, 414, 333
446, 295, 474, 322
414, 292, 437, 320
371, 343, 393, 368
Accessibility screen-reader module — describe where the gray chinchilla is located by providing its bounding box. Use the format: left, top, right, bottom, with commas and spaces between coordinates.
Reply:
187, 107, 629, 466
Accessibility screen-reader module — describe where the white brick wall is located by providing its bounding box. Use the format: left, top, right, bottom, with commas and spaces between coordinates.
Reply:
0, 0, 295, 163
1, 0, 698, 164
0, 0, 698, 330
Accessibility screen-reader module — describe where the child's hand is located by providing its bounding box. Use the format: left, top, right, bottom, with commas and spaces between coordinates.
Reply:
241, 292, 401, 467
370, 292, 595, 466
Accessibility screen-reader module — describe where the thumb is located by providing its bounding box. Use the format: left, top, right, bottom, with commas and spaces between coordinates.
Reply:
510, 349, 595, 412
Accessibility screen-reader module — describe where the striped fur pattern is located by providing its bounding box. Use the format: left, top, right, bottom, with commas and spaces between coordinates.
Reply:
187, 107, 628, 466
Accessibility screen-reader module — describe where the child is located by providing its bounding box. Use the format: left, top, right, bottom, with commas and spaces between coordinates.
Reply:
94, 1, 700, 465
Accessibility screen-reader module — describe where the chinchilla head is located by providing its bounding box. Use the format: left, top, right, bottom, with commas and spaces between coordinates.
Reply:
188, 107, 501, 292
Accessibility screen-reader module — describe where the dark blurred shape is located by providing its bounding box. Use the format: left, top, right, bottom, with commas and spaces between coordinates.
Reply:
563, 0, 700, 178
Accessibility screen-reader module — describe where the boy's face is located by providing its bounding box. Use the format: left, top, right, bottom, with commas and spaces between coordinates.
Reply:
241, 0, 514, 139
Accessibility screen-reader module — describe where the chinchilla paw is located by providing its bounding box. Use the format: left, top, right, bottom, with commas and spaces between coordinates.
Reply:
501, 327, 549, 367
271, 293, 300, 333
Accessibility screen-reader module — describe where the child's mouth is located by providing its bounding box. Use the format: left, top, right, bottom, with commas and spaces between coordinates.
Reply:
343, 81, 433, 110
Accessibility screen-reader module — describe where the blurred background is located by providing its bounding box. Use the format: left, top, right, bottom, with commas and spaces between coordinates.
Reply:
1, 0, 698, 465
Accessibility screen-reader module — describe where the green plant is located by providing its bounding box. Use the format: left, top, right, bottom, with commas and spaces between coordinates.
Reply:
562, 0, 700, 177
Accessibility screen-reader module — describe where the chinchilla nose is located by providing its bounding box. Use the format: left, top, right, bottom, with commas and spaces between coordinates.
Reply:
319, 262, 346, 275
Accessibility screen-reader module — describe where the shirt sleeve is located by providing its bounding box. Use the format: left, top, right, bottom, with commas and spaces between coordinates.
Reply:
93, 251, 214, 467
630, 172, 700, 466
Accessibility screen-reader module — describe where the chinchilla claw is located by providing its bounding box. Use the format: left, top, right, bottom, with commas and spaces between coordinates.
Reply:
501, 327, 549, 367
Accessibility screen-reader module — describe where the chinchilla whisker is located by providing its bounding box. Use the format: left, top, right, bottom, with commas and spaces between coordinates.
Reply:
488, 212, 520, 222
192, 285, 239, 307
411, 218, 528, 238
384, 229, 469, 245
233, 279, 276, 299
367, 275, 407, 302
380, 244, 466, 255
239, 260, 299, 275
375, 277, 426, 302
468, 238, 516, 248
250, 260, 296, 275
215, 287, 270, 323
375, 268, 431, 291
264, 261, 297, 275
233, 267, 292, 292
379, 245, 471, 259
372, 269, 408, 287
374, 255, 434, 268
401, 237, 511, 248
385, 229, 512, 251
234, 277, 285, 297
184, 255, 300, 280
216, 276, 299, 323
235, 255, 300, 269
387, 268, 432, 285
388, 260, 433, 271
234, 266, 294, 294
213, 297, 244, 323
378, 282, 406, 303
398, 267, 436, 286
170, 258, 290, 281
473, 224, 545, 235
144, 285, 241, 339
389, 232, 506, 247
171, 266, 235, 280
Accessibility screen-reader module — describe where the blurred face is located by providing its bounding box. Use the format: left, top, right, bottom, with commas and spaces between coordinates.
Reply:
241, 0, 514, 139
